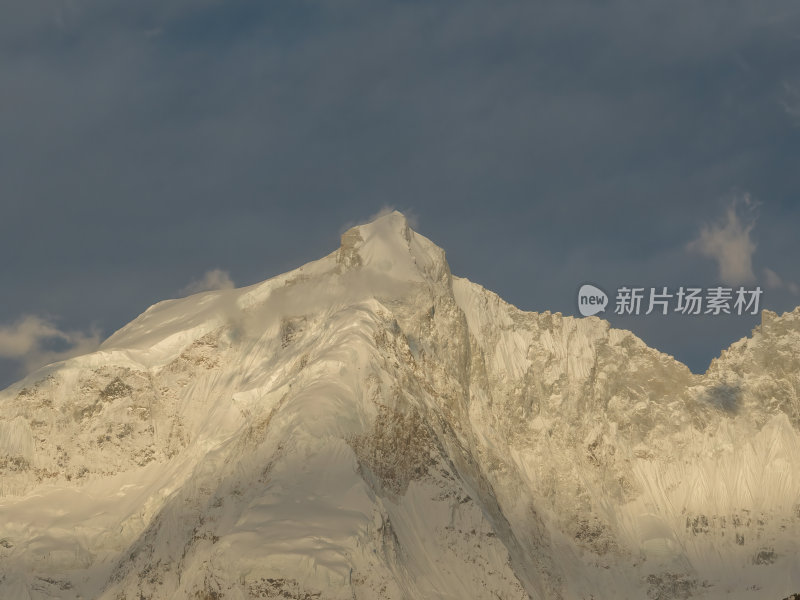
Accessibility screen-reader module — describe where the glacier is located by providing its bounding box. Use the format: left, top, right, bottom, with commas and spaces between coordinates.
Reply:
1, 211, 799, 599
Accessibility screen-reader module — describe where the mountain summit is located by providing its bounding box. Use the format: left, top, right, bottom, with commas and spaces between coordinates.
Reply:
1, 213, 799, 599
337, 211, 449, 283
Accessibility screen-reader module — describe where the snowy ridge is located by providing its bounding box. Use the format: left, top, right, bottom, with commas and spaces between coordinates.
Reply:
1, 211, 799, 599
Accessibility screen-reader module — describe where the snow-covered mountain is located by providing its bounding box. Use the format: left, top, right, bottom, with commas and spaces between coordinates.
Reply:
1, 211, 799, 600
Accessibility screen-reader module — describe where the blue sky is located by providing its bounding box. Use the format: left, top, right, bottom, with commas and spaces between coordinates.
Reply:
2, 0, 800, 386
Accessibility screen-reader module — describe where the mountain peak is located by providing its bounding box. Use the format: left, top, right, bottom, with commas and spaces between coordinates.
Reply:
4, 215, 800, 600
337, 210, 450, 284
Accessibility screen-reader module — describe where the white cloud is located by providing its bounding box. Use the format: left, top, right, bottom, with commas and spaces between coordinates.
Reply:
687, 198, 798, 293
687, 196, 757, 284
0, 316, 58, 358
181, 269, 235, 294
0, 315, 101, 373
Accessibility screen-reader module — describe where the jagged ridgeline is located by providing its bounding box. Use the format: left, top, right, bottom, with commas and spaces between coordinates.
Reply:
1, 212, 799, 599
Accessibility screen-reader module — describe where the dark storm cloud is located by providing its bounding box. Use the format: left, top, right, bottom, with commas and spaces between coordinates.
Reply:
2, 0, 800, 384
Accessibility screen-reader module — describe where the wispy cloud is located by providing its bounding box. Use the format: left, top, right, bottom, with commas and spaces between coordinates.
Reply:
780, 80, 800, 123
687, 196, 758, 285
0, 315, 101, 373
764, 267, 783, 288
181, 269, 235, 294
763, 267, 799, 295
687, 197, 798, 294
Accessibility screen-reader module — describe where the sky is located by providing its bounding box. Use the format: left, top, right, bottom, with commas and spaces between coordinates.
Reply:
2, 0, 800, 387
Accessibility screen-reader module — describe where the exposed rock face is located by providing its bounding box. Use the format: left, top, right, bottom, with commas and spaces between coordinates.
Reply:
1, 211, 799, 599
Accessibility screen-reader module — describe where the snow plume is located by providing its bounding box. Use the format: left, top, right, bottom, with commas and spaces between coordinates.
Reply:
341, 206, 419, 234
367, 206, 419, 228
0, 315, 101, 372
181, 269, 235, 294
687, 195, 757, 284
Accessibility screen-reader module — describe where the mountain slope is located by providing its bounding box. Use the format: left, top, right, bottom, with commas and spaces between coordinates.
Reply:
1, 212, 799, 599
